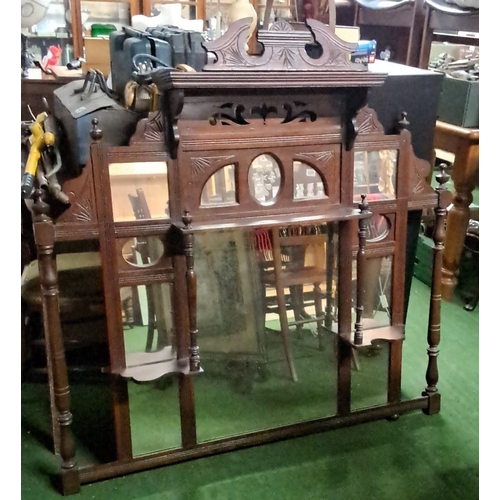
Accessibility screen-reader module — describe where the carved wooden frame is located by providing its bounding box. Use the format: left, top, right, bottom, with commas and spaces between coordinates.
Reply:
27, 18, 449, 496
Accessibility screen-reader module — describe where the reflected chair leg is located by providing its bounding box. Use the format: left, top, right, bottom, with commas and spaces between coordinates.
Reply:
313, 282, 324, 350
290, 285, 303, 336
145, 285, 156, 352
352, 349, 361, 371
276, 286, 298, 382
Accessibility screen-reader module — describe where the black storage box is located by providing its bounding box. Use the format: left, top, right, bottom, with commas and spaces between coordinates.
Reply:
53, 79, 141, 171
436, 74, 479, 128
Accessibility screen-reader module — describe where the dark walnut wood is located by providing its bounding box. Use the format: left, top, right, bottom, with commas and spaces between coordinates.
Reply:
28, 17, 448, 495
202, 18, 361, 72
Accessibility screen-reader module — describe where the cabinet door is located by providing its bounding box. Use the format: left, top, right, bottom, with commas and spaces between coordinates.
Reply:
22, 0, 73, 65
68, 0, 137, 57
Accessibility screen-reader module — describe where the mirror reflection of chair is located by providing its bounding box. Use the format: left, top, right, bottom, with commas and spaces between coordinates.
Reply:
127, 187, 170, 352
256, 225, 328, 382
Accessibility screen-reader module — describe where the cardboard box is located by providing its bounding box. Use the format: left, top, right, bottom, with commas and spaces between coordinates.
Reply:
436, 74, 479, 128
83, 37, 111, 77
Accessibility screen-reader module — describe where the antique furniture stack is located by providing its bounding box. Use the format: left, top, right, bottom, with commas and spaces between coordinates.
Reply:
27, 16, 448, 495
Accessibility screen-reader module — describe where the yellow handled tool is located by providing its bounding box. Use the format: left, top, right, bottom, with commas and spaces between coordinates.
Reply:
21, 112, 56, 198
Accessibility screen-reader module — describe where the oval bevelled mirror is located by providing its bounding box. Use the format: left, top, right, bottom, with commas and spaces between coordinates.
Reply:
248, 154, 281, 206
366, 214, 391, 242
122, 236, 164, 268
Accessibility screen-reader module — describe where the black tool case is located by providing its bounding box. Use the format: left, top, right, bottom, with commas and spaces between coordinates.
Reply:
109, 25, 207, 98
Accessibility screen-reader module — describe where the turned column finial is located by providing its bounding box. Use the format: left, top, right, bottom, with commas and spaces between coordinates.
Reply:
90, 118, 103, 142
398, 111, 410, 131
436, 163, 450, 187
182, 210, 193, 228
358, 193, 369, 212
31, 188, 51, 219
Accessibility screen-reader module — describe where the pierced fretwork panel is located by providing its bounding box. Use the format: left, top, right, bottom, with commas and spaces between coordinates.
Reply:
208, 101, 317, 126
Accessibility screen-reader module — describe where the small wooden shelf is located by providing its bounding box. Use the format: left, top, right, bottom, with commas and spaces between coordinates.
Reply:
340, 325, 405, 348
120, 346, 194, 382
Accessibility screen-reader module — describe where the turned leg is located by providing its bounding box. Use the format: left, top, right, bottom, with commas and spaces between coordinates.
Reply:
32, 191, 80, 494
423, 166, 450, 415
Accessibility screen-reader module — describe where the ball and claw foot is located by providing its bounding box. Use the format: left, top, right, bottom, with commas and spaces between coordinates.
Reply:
386, 414, 400, 422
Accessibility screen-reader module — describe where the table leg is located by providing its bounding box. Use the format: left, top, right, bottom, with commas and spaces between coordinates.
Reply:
441, 143, 478, 301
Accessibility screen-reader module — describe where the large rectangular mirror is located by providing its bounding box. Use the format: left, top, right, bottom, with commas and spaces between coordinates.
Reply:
193, 224, 340, 442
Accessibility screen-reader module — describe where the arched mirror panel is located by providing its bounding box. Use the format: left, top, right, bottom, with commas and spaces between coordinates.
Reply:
293, 161, 327, 201
200, 164, 238, 207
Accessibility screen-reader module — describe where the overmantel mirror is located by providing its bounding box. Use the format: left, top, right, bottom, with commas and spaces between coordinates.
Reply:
27, 15, 449, 496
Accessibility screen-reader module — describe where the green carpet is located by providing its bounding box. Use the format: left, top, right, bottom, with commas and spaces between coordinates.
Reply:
21, 278, 479, 499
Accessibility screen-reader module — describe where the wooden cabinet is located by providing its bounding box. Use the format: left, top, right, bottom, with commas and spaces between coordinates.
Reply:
352, 0, 426, 66
27, 15, 448, 495
24, 0, 140, 60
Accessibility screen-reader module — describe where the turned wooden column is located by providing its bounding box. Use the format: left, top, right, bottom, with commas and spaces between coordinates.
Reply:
31, 189, 80, 495
182, 211, 201, 372
324, 222, 336, 330
423, 164, 451, 415
354, 194, 369, 346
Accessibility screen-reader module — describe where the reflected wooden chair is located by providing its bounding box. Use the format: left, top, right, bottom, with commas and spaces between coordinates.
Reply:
257, 225, 327, 382
128, 188, 169, 352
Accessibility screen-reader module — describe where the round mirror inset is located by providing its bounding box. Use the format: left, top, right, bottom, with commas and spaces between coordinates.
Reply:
122, 236, 164, 267
248, 154, 281, 206
366, 215, 390, 242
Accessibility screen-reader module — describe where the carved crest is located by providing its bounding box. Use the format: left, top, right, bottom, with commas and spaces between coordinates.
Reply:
203, 18, 364, 72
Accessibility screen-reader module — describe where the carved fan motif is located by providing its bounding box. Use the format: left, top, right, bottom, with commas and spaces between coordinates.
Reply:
73, 197, 94, 223
355, 106, 385, 135
411, 156, 434, 195
191, 156, 236, 179
130, 111, 164, 144
296, 151, 334, 171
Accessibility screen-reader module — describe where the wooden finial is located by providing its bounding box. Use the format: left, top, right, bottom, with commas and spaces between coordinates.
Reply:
398, 111, 410, 131
435, 163, 450, 188
90, 118, 103, 142
359, 193, 369, 212
182, 210, 193, 228
31, 188, 50, 218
